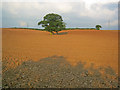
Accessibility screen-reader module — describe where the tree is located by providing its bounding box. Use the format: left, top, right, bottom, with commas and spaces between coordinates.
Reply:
96, 25, 102, 30
38, 13, 66, 35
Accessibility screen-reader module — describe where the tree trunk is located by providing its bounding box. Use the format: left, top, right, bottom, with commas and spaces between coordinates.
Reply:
56, 31, 58, 35
50, 31, 54, 35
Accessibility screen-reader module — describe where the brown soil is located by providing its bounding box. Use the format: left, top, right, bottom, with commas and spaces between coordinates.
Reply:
2, 28, 118, 72
2, 28, 118, 88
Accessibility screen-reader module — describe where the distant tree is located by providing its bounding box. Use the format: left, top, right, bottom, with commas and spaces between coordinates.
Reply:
38, 13, 66, 35
96, 25, 102, 30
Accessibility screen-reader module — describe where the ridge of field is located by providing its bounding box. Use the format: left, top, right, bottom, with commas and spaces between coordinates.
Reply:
9, 27, 96, 30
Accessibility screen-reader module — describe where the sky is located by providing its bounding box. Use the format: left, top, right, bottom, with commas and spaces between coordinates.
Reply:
1, 0, 119, 30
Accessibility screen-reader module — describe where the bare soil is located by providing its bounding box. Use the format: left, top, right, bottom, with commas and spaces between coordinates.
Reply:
2, 28, 118, 88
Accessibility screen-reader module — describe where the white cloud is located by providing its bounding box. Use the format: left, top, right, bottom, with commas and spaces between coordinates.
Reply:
85, 0, 118, 11
3, 0, 38, 2
20, 21, 27, 27
84, 0, 118, 5
77, 2, 117, 20
0, 1, 2, 28
2, 0, 119, 2
110, 20, 118, 26
104, 20, 118, 26
3, 2, 73, 16
55, 3, 72, 13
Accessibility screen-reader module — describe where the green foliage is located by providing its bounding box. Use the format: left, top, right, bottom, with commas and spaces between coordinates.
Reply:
96, 25, 102, 30
38, 13, 66, 34
64, 28, 96, 30
12, 27, 44, 31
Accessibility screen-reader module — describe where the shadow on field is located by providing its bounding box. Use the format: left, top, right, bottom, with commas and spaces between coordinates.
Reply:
2, 55, 118, 88
57, 32, 68, 35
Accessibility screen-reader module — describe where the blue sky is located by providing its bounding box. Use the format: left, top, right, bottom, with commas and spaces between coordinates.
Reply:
1, 0, 119, 30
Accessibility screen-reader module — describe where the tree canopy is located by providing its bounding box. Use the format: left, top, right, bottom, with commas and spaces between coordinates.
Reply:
96, 25, 102, 30
38, 13, 66, 35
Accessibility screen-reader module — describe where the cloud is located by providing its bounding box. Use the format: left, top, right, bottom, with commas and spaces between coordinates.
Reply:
103, 2, 118, 10
104, 20, 118, 26
20, 21, 27, 27
2, 0, 119, 2
55, 3, 73, 13
110, 20, 118, 26
76, 2, 118, 20
0, 2, 2, 27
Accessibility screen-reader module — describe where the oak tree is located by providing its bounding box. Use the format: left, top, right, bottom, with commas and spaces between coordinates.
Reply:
38, 13, 66, 35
